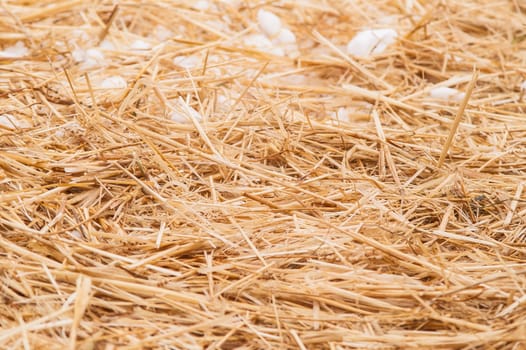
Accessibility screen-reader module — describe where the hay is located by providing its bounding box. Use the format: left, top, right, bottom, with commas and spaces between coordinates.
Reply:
1, 0, 526, 349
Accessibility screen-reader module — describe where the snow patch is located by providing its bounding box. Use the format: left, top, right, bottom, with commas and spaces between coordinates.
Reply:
346, 29, 398, 57
446, 53, 463, 63
64, 167, 83, 173
170, 98, 204, 124
0, 41, 29, 58
276, 28, 296, 45
55, 121, 83, 137
71, 29, 90, 42
336, 107, 351, 122
154, 25, 173, 41
130, 39, 151, 50
257, 9, 282, 38
217, 94, 230, 106
243, 34, 287, 56
192, 0, 210, 11
99, 39, 115, 50
244, 34, 273, 49
0, 114, 29, 129
429, 87, 465, 101
73, 48, 106, 69
173, 55, 201, 69
245, 10, 298, 57
100, 76, 127, 89
70, 230, 82, 239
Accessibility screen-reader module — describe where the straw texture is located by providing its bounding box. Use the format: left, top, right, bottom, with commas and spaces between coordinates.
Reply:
1, 1, 526, 349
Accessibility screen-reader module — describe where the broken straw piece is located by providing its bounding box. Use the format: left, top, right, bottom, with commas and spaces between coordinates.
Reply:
429, 87, 465, 102
257, 9, 282, 38
520, 81, 526, 90
346, 29, 398, 57
0, 41, 29, 58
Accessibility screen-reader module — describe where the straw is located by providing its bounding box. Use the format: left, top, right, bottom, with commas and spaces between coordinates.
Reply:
1, 1, 526, 349
437, 68, 479, 168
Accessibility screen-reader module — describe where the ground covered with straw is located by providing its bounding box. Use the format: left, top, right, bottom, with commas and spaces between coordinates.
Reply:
1, 1, 526, 349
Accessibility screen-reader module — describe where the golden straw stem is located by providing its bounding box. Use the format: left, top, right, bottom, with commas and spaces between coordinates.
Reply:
437, 69, 479, 168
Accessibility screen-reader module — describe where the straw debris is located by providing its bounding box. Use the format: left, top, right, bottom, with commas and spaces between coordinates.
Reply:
1, 1, 526, 349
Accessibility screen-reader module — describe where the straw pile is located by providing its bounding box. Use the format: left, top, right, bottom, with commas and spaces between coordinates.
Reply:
1, 1, 526, 349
